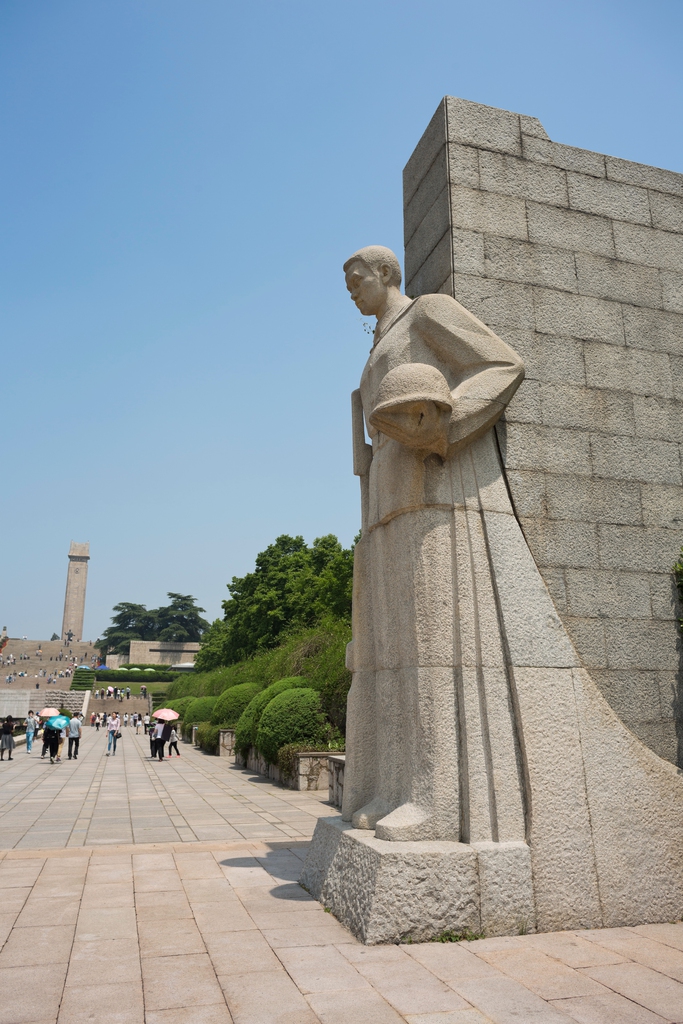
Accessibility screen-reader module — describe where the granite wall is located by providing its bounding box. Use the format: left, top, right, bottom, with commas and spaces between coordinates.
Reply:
404, 96, 683, 764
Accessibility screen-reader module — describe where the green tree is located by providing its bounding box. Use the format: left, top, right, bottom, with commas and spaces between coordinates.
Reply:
215, 534, 353, 665
96, 594, 209, 656
155, 593, 210, 642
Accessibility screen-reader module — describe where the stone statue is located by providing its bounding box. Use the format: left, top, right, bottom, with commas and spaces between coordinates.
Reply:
342, 245, 528, 842
301, 244, 683, 943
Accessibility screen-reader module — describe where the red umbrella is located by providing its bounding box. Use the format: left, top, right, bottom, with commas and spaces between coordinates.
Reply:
152, 709, 179, 720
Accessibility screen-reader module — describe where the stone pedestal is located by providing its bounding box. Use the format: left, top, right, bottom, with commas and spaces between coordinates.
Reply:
300, 817, 534, 944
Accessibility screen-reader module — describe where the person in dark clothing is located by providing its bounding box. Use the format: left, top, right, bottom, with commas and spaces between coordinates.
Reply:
42, 724, 60, 764
149, 722, 159, 758
0, 716, 15, 761
158, 721, 173, 761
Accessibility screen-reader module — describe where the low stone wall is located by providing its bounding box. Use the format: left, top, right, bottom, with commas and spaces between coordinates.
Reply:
0, 689, 85, 716
234, 746, 330, 791
39, 690, 87, 714
328, 754, 345, 809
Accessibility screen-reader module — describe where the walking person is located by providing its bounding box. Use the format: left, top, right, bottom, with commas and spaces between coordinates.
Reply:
143, 713, 150, 735
95, 713, 101, 732
0, 716, 15, 761
56, 724, 66, 762
43, 721, 60, 764
106, 712, 121, 756
68, 714, 82, 759
150, 719, 162, 758
168, 726, 180, 757
123, 712, 128, 728
157, 720, 172, 761
24, 711, 37, 753
41, 720, 51, 759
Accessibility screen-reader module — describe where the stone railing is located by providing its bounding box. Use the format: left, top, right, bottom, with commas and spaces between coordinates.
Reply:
219, 729, 235, 757
328, 754, 345, 809
233, 745, 331, 792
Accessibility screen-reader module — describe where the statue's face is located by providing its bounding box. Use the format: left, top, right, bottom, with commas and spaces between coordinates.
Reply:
345, 261, 388, 317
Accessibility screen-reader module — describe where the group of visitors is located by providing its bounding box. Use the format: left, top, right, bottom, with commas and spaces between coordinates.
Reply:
93, 687, 131, 701
149, 718, 179, 761
0, 711, 83, 764
1, 707, 181, 766
91, 710, 147, 732
41, 714, 82, 764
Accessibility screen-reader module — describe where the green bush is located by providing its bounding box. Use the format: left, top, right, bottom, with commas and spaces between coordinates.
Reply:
184, 696, 217, 724
196, 722, 220, 755
255, 687, 327, 764
211, 683, 260, 727
166, 697, 194, 719
234, 677, 308, 757
95, 670, 178, 683
165, 674, 202, 699
193, 619, 352, 729
166, 667, 252, 700
71, 668, 94, 690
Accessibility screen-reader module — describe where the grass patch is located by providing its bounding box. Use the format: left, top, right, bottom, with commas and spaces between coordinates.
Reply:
430, 927, 484, 943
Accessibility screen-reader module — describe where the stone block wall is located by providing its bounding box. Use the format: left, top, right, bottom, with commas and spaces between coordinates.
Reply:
404, 97, 683, 764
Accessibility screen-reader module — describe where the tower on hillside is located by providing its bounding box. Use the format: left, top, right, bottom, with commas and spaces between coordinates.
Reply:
61, 542, 90, 642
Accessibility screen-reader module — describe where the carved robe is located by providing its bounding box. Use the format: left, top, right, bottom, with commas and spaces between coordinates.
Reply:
342, 291, 531, 842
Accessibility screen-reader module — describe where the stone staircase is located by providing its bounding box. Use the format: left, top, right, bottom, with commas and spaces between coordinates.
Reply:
1, 638, 97, 691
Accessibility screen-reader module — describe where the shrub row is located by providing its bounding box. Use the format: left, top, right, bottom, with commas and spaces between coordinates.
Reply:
94, 670, 179, 683
196, 723, 220, 755
165, 618, 351, 732
165, 621, 351, 762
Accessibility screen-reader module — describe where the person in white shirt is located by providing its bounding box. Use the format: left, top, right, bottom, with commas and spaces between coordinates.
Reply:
168, 727, 180, 757
150, 719, 163, 759
106, 713, 121, 756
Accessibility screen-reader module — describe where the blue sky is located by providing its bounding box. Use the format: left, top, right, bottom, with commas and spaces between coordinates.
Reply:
2, 0, 681, 640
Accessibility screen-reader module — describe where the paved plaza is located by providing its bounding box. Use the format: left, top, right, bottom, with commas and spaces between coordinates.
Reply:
0, 727, 331, 850
1, 730, 682, 1023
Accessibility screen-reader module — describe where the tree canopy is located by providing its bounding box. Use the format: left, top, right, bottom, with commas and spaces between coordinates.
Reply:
195, 534, 354, 670
96, 593, 210, 656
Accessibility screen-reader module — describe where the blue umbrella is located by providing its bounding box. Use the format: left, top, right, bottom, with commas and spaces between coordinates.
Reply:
47, 715, 71, 730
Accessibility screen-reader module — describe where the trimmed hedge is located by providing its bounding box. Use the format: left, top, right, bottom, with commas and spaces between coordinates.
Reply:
184, 696, 217, 724
196, 723, 221, 755
95, 670, 178, 683
166, 667, 245, 700
211, 683, 260, 727
168, 618, 352, 734
234, 677, 308, 757
255, 687, 327, 764
71, 668, 94, 690
166, 697, 194, 719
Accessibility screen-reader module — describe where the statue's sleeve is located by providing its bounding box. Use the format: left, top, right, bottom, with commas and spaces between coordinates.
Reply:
414, 294, 525, 451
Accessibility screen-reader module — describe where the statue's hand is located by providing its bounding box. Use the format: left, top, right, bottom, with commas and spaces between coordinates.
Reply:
369, 398, 451, 455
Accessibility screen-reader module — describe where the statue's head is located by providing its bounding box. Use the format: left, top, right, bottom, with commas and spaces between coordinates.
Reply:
344, 246, 402, 317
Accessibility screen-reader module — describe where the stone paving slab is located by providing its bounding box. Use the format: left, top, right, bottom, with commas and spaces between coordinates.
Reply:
2, 730, 683, 1020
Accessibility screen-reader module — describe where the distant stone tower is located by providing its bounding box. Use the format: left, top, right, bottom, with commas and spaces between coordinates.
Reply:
61, 542, 90, 642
